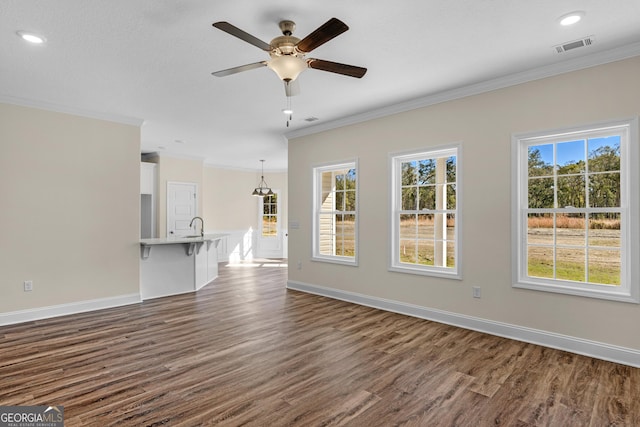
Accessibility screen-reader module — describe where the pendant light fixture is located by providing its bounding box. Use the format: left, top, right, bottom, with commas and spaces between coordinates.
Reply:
252, 160, 273, 197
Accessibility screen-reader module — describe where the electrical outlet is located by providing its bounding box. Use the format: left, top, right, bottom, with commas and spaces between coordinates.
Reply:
297, 260, 302, 270
24, 280, 33, 292
472, 286, 481, 298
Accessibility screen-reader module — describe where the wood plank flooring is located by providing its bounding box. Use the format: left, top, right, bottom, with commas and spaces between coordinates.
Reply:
1, 260, 638, 426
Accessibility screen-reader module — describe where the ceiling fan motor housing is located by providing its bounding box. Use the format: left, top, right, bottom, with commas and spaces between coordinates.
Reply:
270, 35, 301, 55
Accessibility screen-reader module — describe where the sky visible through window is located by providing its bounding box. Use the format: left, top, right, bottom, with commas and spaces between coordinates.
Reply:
534, 136, 620, 167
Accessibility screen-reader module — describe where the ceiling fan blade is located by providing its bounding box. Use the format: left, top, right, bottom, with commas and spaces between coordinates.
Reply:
284, 80, 300, 97
212, 62, 267, 77
296, 18, 349, 53
212, 21, 272, 51
307, 59, 367, 78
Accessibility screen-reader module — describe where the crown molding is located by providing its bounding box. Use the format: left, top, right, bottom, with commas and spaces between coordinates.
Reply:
145, 150, 206, 162
0, 94, 144, 126
203, 162, 288, 174
285, 41, 640, 141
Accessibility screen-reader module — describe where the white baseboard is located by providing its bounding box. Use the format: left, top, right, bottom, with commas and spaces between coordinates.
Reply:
287, 280, 640, 368
0, 293, 141, 326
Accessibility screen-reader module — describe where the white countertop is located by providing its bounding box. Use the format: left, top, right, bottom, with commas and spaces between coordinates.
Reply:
140, 233, 227, 246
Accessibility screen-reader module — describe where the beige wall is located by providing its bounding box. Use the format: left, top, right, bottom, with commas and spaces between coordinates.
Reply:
288, 57, 640, 351
0, 103, 140, 313
203, 166, 288, 231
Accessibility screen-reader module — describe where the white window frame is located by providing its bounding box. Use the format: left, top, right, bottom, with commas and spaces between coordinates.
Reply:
389, 144, 462, 279
312, 160, 359, 266
259, 190, 280, 238
512, 117, 639, 303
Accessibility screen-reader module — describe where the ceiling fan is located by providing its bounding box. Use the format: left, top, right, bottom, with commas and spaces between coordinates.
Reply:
211, 18, 367, 96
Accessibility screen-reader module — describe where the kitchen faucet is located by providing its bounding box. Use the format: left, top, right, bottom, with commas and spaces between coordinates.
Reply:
189, 216, 204, 237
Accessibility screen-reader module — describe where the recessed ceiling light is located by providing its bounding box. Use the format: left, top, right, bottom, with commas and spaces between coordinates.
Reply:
17, 31, 46, 44
559, 11, 585, 26
282, 108, 293, 115
174, 139, 186, 144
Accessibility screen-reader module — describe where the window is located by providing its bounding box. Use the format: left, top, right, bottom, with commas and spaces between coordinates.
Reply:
261, 193, 278, 237
312, 161, 358, 265
390, 145, 460, 278
513, 118, 639, 302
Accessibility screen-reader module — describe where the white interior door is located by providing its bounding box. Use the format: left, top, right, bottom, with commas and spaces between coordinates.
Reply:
167, 182, 197, 236
257, 191, 283, 258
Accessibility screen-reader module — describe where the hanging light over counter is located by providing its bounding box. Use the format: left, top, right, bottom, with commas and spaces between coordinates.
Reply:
252, 160, 273, 197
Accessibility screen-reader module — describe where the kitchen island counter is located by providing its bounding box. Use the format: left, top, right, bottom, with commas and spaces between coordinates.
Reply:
140, 234, 227, 300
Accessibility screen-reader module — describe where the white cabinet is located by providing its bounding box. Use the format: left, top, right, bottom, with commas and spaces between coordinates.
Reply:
140, 162, 156, 194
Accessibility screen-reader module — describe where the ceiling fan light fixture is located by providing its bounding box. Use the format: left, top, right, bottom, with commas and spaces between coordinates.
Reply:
267, 55, 307, 81
211, 17, 367, 100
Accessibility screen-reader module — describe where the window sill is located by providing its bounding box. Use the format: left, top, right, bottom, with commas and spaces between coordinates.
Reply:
513, 279, 638, 303
389, 264, 461, 280
311, 256, 358, 267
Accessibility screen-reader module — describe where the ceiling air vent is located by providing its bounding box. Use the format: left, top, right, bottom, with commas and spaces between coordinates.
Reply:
554, 36, 595, 53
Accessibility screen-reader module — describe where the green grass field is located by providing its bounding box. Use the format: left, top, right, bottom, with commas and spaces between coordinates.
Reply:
527, 222, 621, 285
528, 258, 620, 285
312, 216, 621, 284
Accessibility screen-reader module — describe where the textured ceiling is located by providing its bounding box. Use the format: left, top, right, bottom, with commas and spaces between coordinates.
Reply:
2, 1, 640, 171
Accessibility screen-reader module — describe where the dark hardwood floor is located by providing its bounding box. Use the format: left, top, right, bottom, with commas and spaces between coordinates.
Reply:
1, 260, 638, 426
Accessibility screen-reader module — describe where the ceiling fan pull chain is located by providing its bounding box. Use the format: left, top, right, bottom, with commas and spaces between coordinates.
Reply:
284, 96, 293, 127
